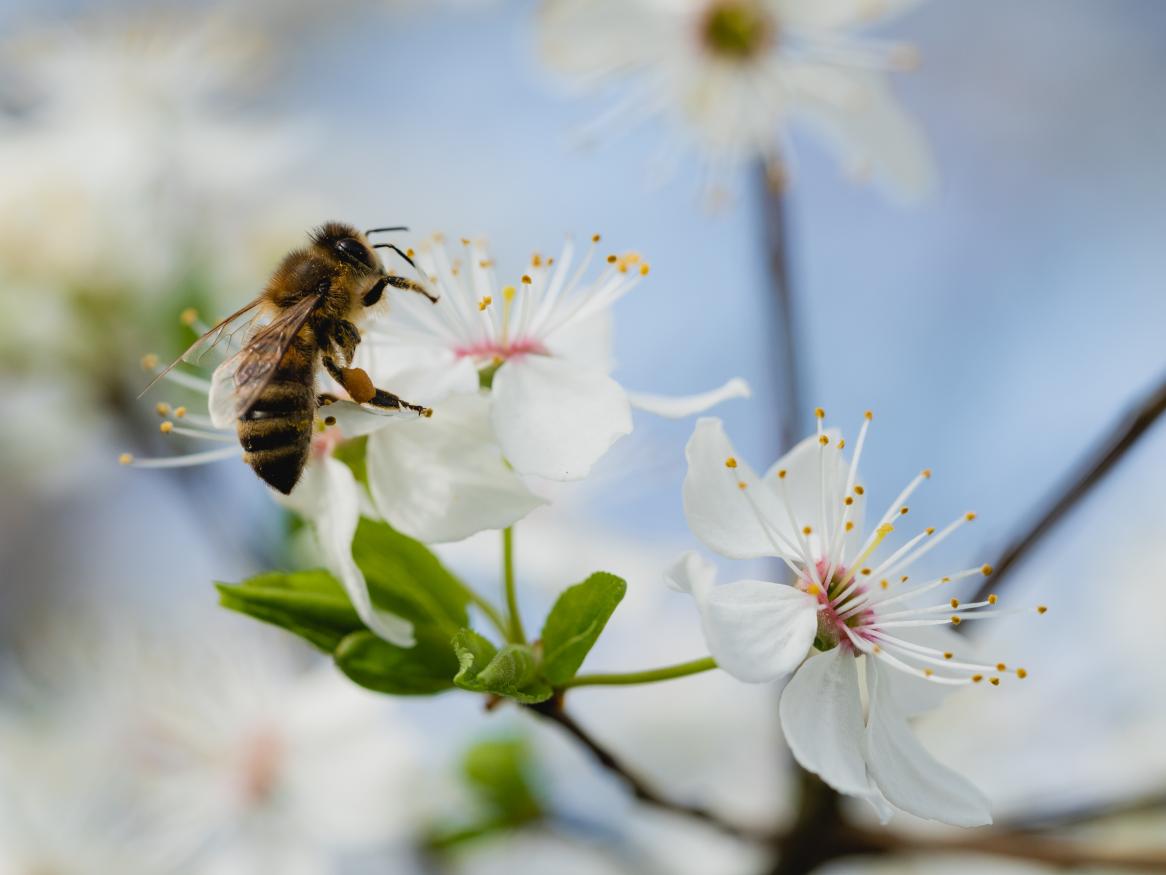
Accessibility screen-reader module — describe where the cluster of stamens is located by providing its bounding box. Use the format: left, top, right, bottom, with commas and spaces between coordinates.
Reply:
724, 408, 1046, 687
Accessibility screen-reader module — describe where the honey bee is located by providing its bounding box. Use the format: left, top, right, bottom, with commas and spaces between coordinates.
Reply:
145, 222, 437, 494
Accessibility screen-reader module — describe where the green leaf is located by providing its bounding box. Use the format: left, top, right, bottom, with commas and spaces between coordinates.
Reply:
352, 518, 470, 634
461, 736, 542, 822
216, 569, 363, 653
334, 629, 458, 695
452, 630, 552, 704
539, 572, 626, 686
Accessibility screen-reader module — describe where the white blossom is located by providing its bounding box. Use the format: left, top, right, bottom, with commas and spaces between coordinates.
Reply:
671, 412, 1046, 825
361, 233, 750, 482
538, 0, 935, 199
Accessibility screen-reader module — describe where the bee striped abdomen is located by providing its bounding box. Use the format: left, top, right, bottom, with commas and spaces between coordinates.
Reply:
237, 333, 317, 495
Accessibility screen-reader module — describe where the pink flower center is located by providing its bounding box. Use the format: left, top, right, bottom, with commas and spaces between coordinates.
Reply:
240, 726, 284, 805
453, 337, 549, 361
800, 559, 877, 650
311, 427, 344, 459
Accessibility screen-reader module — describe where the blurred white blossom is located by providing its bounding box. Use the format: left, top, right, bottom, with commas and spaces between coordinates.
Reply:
538, 0, 935, 199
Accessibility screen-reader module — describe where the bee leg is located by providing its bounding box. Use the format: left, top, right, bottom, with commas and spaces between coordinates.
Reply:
330, 319, 362, 362
368, 387, 432, 418
316, 392, 341, 406
385, 274, 439, 304
322, 355, 429, 417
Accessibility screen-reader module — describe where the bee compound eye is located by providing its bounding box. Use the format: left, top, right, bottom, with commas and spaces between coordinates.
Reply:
336, 237, 374, 268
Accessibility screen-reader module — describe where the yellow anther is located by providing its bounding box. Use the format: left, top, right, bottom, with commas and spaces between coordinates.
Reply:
174, 406, 187, 418
988, 594, 998, 605
180, 307, 199, 326
996, 663, 1007, 671
802, 525, 813, 535
879, 579, 888, 590
989, 677, 1000, 686
926, 527, 936, 535
864, 410, 873, 420
531, 253, 543, 267
406, 248, 415, 258
971, 674, 983, 682
806, 584, 821, 596
950, 598, 959, 609
606, 254, 617, 264
872, 645, 882, 654
521, 274, 532, 285
965, 512, 977, 521
725, 456, 738, 468
738, 481, 747, 490
844, 496, 854, 506
639, 263, 650, 276
1017, 668, 1028, 679
861, 567, 871, 576
981, 564, 993, 576
854, 485, 865, 495
478, 259, 494, 268
460, 237, 470, 246
818, 435, 829, 445
900, 575, 909, 582
876, 523, 894, 537
591, 233, 602, 243
324, 415, 336, 426
141, 353, 159, 371
1037, 605, 1048, 614
814, 407, 826, 419
502, 286, 516, 301
899, 506, 909, 515
777, 469, 787, 479
837, 438, 846, 449
924, 669, 934, 677
478, 296, 492, 311
922, 468, 932, 478
950, 616, 962, 626
941, 576, 951, 583
845, 521, 855, 532
118, 453, 134, 465
943, 651, 954, 660
155, 402, 171, 417
159, 421, 173, 434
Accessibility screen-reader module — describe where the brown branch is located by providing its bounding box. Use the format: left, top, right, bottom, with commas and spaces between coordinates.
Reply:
525, 698, 774, 844
971, 370, 1166, 604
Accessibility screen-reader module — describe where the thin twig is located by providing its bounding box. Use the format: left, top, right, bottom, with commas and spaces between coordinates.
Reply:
525, 698, 773, 844
757, 165, 804, 455
971, 370, 1166, 604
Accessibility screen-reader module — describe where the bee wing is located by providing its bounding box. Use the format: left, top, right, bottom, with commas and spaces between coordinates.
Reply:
227, 293, 323, 420
139, 298, 266, 398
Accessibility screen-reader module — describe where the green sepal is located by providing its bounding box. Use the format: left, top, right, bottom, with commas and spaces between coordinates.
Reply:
539, 572, 626, 686
461, 736, 542, 823
452, 630, 553, 703
334, 629, 459, 695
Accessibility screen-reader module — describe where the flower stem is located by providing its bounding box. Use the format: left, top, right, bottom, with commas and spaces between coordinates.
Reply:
561, 656, 717, 689
501, 526, 525, 643
465, 588, 510, 641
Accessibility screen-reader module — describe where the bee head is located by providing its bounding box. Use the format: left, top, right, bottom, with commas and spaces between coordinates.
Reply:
311, 222, 379, 273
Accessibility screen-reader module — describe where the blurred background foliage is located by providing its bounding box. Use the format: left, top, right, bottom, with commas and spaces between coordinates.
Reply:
0, 0, 1164, 873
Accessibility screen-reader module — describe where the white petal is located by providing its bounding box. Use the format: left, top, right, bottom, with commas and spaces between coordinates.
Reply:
682, 418, 789, 560
762, 427, 847, 556
491, 355, 632, 481
699, 580, 817, 683
779, 647, 877, 802
663, 550, 717, 602
787, 66, 936, 203
626, 377, 751, 418
366, 392, 545, 543
544, 309, 614, 374
355, 342, 479, 406
864, 659, 993, 827
279, 456, 415, 647
880, 626, 965, 717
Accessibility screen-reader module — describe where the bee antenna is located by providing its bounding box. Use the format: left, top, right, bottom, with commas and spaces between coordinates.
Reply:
374, 243, 418, 271
365, 226, 409, 235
